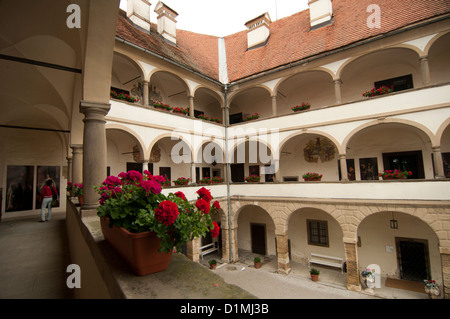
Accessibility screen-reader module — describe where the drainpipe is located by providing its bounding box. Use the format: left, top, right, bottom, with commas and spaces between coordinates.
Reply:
223, 84, 233, 262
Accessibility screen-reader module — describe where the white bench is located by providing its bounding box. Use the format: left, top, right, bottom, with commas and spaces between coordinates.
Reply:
200, 242, 219, 260
308, 253, 344, 273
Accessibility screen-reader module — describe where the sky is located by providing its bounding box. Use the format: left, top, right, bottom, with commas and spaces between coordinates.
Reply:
120, 0, 309, 37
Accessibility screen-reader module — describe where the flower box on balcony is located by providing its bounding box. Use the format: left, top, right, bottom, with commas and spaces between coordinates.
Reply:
199, 177, 211, 185
302, 172, 322, 181
173, 177, 191, 186
172, 107, 189, 115
243, 113, 260, 122
378, 169, 411, 180
292, 103, 311, 112
110, 90, 139, 103
362, 86, 394, 98
153, 101, 172, 111
245, 175, 260, 183
211, 176, 224, 184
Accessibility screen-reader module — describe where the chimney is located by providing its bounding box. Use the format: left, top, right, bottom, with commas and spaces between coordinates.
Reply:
245, 12, 271, 50
308, 0, 333, 29
127, 0, 151, 33
154, 1, 178, 45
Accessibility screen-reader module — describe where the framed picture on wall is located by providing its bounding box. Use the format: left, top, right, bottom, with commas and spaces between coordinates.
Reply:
359, 158, 379, 180
6, 165, 34, 212
36, 166, 60, 209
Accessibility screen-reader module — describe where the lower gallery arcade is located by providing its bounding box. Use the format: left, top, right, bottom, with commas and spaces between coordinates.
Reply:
204, 197, 449, 293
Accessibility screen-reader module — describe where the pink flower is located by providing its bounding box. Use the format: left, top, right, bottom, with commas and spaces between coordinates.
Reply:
140, 180, 161, 194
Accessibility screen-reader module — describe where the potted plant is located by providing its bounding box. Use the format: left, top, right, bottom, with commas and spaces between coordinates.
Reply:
173, 177, 190, 186
302, 172, 323, 181
95, 170, 221, 276
424, 279, 440, 299
291, 102, 311, 112
71, 182, 83, 205
245, 175, 260, 183
152, 101, 172, 111
310, 268, 320, 281
254, 257, 261, 269
378, 169, 412, 180
361, 268, 375, 289
209, 259, 217, 270
362, 85, 393, 98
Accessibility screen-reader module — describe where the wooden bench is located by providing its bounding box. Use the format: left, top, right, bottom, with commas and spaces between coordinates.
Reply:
200, 242, 219, 260
308, 253, 344, 273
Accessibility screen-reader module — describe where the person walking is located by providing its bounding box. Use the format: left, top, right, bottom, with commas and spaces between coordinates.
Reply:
40, 179, 58, 222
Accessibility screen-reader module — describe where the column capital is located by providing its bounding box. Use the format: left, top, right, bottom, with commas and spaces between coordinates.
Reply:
79, 100, 111, 119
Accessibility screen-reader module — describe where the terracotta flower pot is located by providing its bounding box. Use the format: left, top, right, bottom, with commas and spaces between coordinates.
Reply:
100, 217, 173, 276
78, 195, 84, 206
210, 263, 217, 270
311, 274, 319, 282
254, 262, 261, 269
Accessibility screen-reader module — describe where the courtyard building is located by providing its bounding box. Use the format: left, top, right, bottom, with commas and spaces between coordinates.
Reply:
1, 0, 450, 298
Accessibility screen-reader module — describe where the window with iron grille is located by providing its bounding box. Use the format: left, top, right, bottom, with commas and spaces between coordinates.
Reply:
307, 219, 329, 247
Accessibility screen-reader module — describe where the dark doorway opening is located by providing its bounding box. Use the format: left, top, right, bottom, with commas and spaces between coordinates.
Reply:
251, 223, 266, 255
396, 237, 431, 282
231, 164, 245, 182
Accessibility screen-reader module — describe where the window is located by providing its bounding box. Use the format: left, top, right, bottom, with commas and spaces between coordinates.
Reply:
307, 220, 329, 247
375, 74, 413, 93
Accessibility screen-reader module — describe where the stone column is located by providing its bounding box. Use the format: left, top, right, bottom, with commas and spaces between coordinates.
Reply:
271, 95, 278, 117
344, 241, 361, 292
71, 144, 83, 185
339, 154, 349, 181
334, 78, 342, 104
186, 237, 200, 263
189, 95, 195, 118
420, 56, 431, 86
440, 248, 450, 299
221, 226, 238, 262
433, 146, 446, 179
143, 80, 149, 106
190, 163, 197, 184
67, 156, 73, 196
141, 160, 149, 173
79, 101, 111, 211
276, 234, 291, 275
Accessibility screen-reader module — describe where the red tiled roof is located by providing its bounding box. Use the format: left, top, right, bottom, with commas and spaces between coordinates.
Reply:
115, 10, 219, 81
225, 0, 450, 82
116, 0, 450, 84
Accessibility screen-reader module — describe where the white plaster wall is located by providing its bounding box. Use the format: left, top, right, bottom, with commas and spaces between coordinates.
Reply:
288, 208, 345, 263
237, 205, 276, 256
357, 212, 441, 282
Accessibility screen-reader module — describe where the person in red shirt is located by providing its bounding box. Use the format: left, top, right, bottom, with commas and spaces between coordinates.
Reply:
40, 179, 58, 222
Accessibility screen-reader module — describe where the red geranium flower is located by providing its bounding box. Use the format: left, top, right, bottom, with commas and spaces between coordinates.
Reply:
197, 187, 212, 203
155, 200, 179, 226
213, 200, 220, 210
195, 198, 210, 214
175, 191, 186, 201
211, 222, 220, 238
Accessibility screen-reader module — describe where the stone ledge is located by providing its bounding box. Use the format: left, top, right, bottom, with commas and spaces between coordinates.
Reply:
78, 213, 256, 299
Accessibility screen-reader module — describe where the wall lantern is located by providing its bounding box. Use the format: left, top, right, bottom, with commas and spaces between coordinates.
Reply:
390, 212, 398, 229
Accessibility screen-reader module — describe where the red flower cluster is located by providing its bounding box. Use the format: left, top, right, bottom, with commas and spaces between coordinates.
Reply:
155, 200, 179, 226
175, 191, 186, 201
211, 221, 220, 238
197, 187, 212, 203
196, 198, 210, 214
